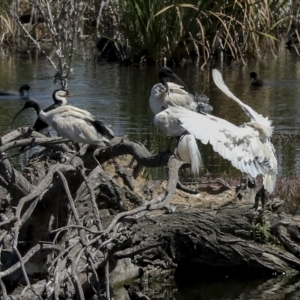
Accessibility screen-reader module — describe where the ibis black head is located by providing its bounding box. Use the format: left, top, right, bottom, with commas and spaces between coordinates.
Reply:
158, 67, 190, 93
52, 89, 73, 104
19, 84, 30, 96
11, 98, 41, 128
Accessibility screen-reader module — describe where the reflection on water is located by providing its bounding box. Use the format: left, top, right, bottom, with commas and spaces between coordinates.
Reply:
113, 274, 300, 299
2, 49, 300, 177
1, 49, 300, 298
174, 274, 300, 300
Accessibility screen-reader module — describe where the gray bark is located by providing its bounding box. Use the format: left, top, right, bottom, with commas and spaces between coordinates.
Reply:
0, 128, 300, 299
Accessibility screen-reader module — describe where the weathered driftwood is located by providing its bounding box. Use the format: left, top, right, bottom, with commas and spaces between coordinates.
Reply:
0, 128, 300, 299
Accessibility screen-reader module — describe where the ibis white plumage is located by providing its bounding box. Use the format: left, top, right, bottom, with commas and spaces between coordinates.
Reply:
150, 68, 213, 139
176, 133, 202, 175
153, 109, 186, 137
11, 98, 114, 146
168, 68, 277, 195
149, 67, 212, 174
149, 67, 212, 116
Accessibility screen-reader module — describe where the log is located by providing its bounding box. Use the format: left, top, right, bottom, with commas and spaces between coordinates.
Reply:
1, 130, 300, 299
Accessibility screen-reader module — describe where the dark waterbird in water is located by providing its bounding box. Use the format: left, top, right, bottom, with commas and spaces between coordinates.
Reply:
250, 72, 263, 86
285, 32, 299, 48
0, 84, 30, 97
11, 98, 114, 151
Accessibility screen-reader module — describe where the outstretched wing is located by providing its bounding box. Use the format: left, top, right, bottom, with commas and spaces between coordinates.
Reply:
168, 104, 275, 181
212, 69, 273, 134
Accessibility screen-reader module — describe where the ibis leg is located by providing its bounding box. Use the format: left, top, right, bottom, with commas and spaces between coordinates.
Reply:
254, 185, 267, 210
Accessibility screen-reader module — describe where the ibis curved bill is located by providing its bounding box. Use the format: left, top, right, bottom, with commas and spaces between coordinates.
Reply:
11, 98, 114, 146
168, 69, 277, 193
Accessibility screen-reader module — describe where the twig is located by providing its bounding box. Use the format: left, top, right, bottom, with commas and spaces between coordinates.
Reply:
79, 166, 103, 231
48, 238, 80, 273
0, 276, 8, 300
54, 258, 61, 300
6, 8, 57, 70
57, 171, 87, 246
93, 138, 172, 168
176, 180, 198, 194
104, 251, 110, 300
0, 244, 55, 279
113, 242, 164, 259
87, 256, 102, 298
51, 225, 102, 235
0, 134, 69, 152
0, 217, 18, 228
69, 258, 85, 300
12, 164, 76, 252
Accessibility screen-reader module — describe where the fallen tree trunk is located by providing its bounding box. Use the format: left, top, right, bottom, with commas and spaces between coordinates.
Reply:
0, 127, 300, 299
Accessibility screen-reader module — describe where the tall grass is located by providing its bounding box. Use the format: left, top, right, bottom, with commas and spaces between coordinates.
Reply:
100, 0, 295, 65
0, 0, 14, 46
0, 0, 296, 65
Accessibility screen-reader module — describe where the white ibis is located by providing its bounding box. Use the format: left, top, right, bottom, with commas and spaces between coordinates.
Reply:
11, 98, 114, 147
149, 67, 212, 175
250, 72, 263, 86
168, 68, 277, 201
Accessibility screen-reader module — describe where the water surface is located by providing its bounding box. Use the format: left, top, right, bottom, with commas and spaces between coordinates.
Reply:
1, 49, 300, 177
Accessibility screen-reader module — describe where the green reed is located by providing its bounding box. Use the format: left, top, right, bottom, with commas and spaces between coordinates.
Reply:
101, 0, 295, 65
0, 0, 15, 45
1, 0, 296, 65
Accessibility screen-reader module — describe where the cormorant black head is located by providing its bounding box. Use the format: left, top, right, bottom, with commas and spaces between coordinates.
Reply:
19, 84, 30, 96
11, 98, 41, 128
52, 89, 73, 104
158, 67, 190, 93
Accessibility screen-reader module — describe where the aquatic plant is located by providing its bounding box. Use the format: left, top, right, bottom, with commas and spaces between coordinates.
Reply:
2, 0, 296, 66
0, 0, 14, 45
99, 0, 294, 65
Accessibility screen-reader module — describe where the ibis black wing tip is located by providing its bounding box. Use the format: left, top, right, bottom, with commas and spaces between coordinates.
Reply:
93, 120, 115, 140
